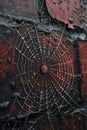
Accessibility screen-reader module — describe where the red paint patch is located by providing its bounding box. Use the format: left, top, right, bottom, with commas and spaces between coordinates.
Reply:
46, 0, 87, 29
79, 40, 87, 96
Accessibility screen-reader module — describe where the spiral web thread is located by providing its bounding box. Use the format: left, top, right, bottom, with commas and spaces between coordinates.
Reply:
0, 22, 86, 130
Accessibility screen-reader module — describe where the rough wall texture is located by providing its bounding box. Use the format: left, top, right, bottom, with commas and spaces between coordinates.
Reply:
0, 0, 87, 130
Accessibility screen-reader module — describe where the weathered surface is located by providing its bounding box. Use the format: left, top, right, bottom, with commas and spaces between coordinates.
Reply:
0, 0, 87, 130
79, 40, 87, 97
46, 0, 87, 29
34, 115, 87, 130
0, 0, 39, 22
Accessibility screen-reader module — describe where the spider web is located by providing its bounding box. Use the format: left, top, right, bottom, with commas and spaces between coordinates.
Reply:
0, 22, 86, 130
